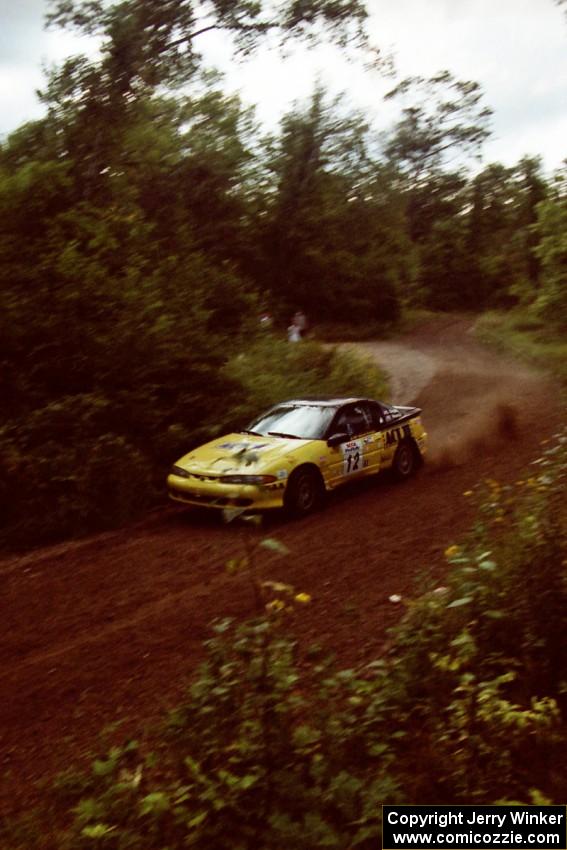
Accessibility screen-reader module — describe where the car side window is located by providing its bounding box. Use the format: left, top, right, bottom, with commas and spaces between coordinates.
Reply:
380, 403, 401, 425
367, 402, 385, 429
334, 404, 373, 438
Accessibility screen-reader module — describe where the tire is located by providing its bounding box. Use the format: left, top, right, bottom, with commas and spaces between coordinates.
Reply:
392, 440, 417, 480
284, 467, 323, 517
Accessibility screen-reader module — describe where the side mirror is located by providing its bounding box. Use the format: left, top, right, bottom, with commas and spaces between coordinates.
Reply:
327, 432, 349, 448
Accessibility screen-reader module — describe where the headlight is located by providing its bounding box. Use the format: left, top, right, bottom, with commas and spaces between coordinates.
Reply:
170, 465, 190, 478
220, 474, 277, 485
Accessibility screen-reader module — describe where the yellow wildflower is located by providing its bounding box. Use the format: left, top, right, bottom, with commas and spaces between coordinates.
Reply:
444, 545, 460, 558
294, 592, 311, 605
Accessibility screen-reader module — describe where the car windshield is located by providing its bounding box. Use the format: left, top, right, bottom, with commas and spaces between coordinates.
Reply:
247, 404, 337, 441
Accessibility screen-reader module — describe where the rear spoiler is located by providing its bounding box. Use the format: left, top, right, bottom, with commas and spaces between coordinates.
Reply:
385, 405, 422, 428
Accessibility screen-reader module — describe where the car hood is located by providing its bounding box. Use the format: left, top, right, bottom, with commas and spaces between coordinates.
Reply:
174, 432, 311, 476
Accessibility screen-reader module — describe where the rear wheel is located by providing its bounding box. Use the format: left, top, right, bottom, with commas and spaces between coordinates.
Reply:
284, 467, 323, 517
392, 441, 417, 480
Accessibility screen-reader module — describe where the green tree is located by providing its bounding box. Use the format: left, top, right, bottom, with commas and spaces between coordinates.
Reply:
382, 70, 493, 309
464, 162, 519, 306
47, 0, 369, 98
0, 78, 261, 545
41, 0, 369, 203
534, 187, 567, 330
515, 156, 547, 289
384, 71, 492, 188
462, 157, 547, 308
262, 87, 407, 323
418, 216, 470, 310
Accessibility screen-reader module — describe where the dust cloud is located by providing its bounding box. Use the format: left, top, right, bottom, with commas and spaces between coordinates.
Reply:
427, 402, 519, 471
348, 318, 551, 476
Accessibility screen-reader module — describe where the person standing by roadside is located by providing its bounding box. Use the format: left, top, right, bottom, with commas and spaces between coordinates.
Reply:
293, 310, 308, 338
287, 321, 301, 342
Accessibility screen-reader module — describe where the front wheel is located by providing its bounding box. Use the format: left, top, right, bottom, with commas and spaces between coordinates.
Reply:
284, 467, 323, 517
392, 441, 417, 480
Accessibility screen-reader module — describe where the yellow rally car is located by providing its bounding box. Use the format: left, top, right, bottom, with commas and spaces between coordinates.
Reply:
167, 398, 427, 517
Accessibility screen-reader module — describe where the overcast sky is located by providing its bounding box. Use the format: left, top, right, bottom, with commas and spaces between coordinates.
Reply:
1, 0, 566, 171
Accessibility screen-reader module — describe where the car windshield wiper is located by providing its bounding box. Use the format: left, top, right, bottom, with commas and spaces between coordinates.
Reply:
267, 431, 302, 439
238, 429, 262, 436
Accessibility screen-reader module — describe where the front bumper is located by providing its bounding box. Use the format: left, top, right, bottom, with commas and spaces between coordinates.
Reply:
167, 474, 286, 511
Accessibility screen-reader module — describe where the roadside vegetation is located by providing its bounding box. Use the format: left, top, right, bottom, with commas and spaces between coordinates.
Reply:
0, 336, 386, 548
475, 310, 567, 387
1, 0, 565, 549
2, 432, 565, 849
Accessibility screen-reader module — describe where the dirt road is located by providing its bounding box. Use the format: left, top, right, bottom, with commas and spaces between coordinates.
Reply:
0, 316, 562, 814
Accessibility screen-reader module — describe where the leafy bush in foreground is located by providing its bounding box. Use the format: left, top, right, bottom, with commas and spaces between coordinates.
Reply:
52, 621, 398, 850
385, 433, 567, 802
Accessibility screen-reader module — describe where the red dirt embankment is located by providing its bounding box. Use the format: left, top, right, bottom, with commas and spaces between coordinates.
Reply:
0, 316, 562, 815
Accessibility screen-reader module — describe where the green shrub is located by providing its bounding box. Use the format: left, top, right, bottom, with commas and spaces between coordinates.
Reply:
221, 336, 388, 429
80, 435, 152, 530
475, 310, 567, 386
0, 421, 153, 545
385, 432, 567, 801
48, 617, 397, 850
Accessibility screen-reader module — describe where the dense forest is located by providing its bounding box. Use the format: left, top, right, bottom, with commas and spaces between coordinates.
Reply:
0, 0, 565, 545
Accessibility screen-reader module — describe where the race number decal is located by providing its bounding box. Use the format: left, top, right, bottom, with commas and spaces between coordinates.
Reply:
341, 439, 363, 475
